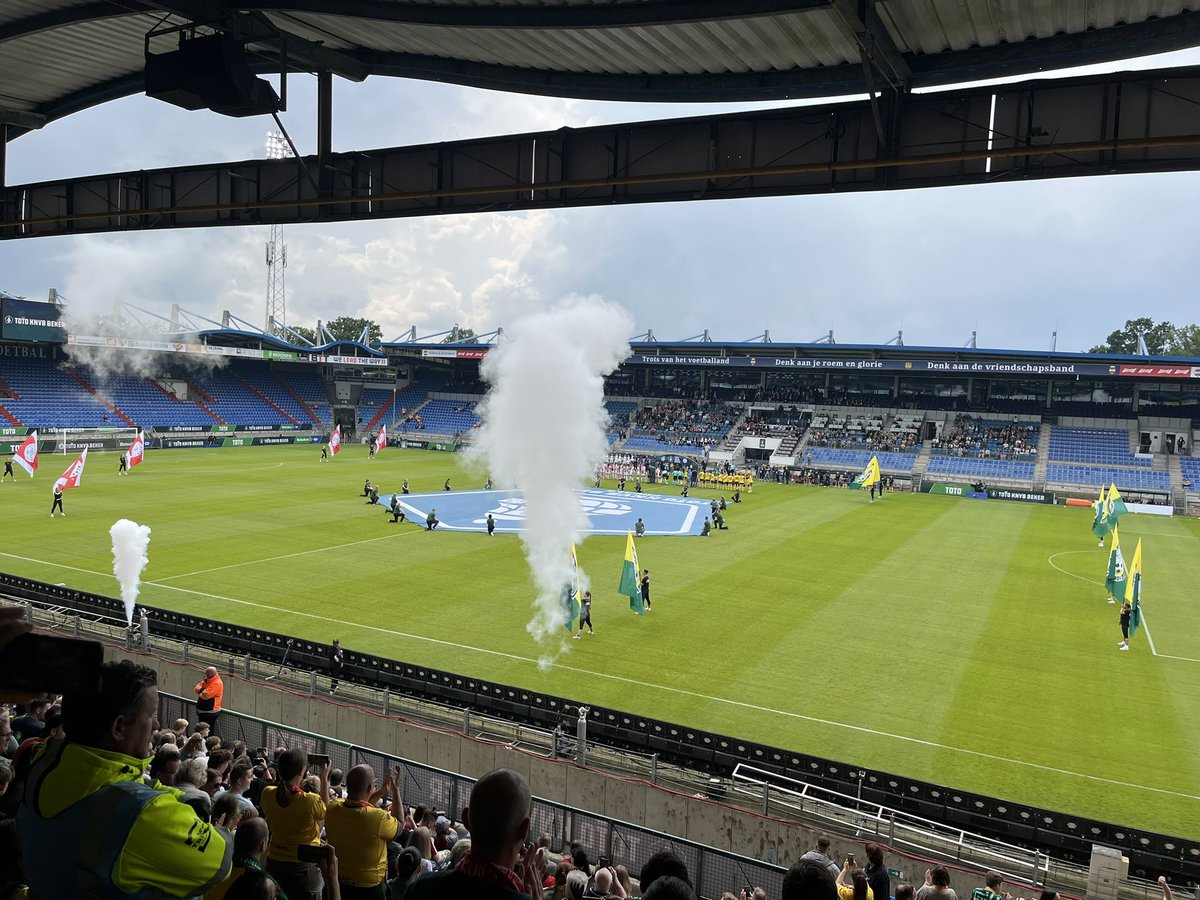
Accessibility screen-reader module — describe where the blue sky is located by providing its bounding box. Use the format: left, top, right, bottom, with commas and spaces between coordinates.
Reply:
3, 48, 1199, 351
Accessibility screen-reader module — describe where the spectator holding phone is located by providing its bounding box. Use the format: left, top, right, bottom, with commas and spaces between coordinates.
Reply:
261, 749, 330, 900
917, 868, 958, 900
19, 660, 233, 898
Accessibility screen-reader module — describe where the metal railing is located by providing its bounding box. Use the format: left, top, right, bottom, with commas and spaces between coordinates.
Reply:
8, 595, 1196, 899
733, 765, 1049, 884
160, 693, 788, 900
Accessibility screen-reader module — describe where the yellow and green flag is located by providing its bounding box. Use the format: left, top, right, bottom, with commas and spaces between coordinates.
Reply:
1105, 484, 1129, 531
850, 456, 881, 491
1125, 538, 1143, 636
618, 530, 644, 615
1090, 484, 1108, 539
1104, 526, 1127, 600
562, 544, 581, 632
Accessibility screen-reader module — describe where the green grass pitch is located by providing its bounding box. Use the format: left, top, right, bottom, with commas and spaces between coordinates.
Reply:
3, 444, 1198, 837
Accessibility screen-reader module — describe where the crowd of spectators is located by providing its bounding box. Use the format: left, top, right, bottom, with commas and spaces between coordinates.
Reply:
742, 408, 809, 438
631, 400, 739, 449
806, 414, 917, 454
931, 415, 1038, 459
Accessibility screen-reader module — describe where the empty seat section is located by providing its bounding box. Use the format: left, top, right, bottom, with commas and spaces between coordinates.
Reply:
1049, 427, 1146, 467
0, 357, 112, 427
925, 456, 1036, 480
803, 447, 917, 473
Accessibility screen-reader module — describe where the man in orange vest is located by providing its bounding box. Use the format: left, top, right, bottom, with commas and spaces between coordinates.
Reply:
194, 667, 224, 733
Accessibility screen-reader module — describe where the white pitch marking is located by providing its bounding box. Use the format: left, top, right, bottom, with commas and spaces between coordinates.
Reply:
1047, 552, 1200, 663
149, 528, 421, 583
2, 550, 1198, 804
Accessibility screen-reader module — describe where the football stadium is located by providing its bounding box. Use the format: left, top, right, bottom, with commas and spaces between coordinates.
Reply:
3, 4, 1200, 900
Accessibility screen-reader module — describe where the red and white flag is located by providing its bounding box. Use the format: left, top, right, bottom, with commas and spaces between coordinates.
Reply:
54, 448, 88, 492
329, 425, 342, 456
127, 431, 145, 468
374, 426, 387, 453
12, 431, 38, 477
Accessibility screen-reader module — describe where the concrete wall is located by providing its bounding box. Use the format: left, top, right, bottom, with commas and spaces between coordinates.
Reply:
115, 646, 977, 886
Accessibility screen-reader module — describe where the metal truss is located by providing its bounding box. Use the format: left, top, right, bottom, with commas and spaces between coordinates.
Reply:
4, 66, 1200, 240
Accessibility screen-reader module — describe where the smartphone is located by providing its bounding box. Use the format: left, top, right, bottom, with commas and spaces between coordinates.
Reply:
307, 753, 331, 768
0, 634, 103, 695
297, 843, 330, 864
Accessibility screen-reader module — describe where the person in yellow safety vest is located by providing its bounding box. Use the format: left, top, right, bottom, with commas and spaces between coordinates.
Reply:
20, 659, 233, 898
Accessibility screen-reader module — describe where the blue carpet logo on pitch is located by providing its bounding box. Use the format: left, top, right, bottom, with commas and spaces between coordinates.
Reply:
390, 488, 709, 535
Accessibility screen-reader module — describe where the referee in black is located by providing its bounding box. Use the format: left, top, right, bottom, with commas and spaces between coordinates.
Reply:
329, 638, 344, 693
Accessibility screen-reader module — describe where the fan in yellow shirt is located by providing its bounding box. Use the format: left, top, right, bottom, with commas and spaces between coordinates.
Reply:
324, 764, 402, 892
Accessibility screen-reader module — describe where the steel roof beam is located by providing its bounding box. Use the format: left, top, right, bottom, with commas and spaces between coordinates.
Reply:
251, 0, 830, 29
143, 1, 370, 82
830, 0, 910, 93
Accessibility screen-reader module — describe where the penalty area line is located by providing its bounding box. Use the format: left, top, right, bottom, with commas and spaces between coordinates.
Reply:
1, 551, 1196, 805
1047, 552, 1200, 663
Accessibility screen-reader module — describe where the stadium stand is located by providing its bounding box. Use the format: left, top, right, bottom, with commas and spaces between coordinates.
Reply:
83, 371, 217, 428
416, 399, 481, 435
1182, 456, 1199, 492
926, 456, 1036, 481
236, 368, 315, 426
280, 370, 332, 427
802, 447, 918, 473
626, 400, 737, 455
186, 365, 295, 426
0, 356, 115, 427
932, 414, 1039, 459
1048, 426, 1148, 467
1045, 463, 1171, 492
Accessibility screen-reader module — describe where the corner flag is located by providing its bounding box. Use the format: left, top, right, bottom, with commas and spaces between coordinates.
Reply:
127, 431, 145, 468
1090, 484, 1108, 539
1125, 538, 1143, 636
374, 426, 387, 454
1104, 526, 1127, 601
329, 425, 342, 457
618, 530, 644, 615
54, 448, 88, 492
12, 431, 38, 477
562, 544, 581, 632
850, 456, 881, 491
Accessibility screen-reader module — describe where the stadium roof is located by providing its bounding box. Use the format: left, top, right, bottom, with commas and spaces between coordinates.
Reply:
4, 1, 1200, 134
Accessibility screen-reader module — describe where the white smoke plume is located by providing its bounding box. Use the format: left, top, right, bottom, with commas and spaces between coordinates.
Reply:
471, 296, 632, 656
109, 519, 152, 627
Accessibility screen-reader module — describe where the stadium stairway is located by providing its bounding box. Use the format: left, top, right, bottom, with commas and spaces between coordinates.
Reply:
234, 375, 301, 426
1034, 430, 1052, 490
179, 377, 229, 424
65, 369, 137, 427
283, 382, 324, 427
193, 398, 225, 424
365, 393, 395, 432
276, 376, 324, 427
911, 440, 932, 481
0, 402, 21, 427
777, 428, 803, 458
1169, 455, 1186, 513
